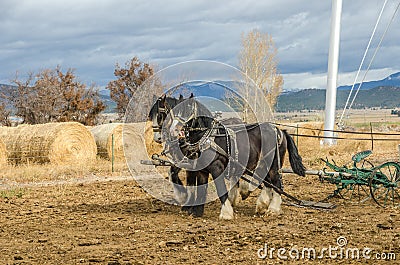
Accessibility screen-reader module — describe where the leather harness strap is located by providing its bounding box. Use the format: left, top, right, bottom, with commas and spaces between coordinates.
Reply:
197, 124, 283, 180
275, 127, 284, 190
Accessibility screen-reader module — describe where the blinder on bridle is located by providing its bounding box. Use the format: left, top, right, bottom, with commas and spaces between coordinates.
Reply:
153, 96, 198, 135
151, 98, 171, 133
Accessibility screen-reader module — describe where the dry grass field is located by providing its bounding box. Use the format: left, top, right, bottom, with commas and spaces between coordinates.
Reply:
0, 117, 399, 264
276, 108, 400, 128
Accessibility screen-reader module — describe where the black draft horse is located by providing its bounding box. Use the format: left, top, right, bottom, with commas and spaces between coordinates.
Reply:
150, 94, 306, 219
149, 94, 183, 144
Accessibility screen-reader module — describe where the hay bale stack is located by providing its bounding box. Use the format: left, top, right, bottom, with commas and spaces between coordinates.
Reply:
90, 123, 124, 161
0, 122, 97, 165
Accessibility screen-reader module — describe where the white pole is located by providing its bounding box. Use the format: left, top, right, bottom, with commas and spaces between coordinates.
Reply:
323, 0, 342, 145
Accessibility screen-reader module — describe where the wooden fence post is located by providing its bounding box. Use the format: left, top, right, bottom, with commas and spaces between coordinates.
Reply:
369, 122, 374, 150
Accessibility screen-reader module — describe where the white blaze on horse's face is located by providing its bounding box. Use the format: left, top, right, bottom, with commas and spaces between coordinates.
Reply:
153, 132, 162, 143
151, 114, 162, 143
169, 119, 183, 138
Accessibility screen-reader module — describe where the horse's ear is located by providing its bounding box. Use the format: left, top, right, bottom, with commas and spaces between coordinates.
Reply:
190, 93, 194, 98
161, 94, 166, 101
179, 94, 184, 101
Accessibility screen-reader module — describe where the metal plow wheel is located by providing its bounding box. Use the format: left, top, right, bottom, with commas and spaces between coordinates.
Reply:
337, 158, 374, 203
336, 150, 374, 204
336, 181, 371, 204
369, 162, 400, 208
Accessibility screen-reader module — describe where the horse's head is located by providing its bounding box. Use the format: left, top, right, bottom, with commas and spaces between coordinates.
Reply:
148, 94, 184, 143
166, 93, 193, 139
167, 94, 213, 140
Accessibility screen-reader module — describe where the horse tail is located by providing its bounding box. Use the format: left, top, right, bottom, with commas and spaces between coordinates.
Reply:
282, 130, 306, 177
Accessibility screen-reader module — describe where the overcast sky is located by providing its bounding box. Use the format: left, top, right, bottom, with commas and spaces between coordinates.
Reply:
1, 0, 399, 90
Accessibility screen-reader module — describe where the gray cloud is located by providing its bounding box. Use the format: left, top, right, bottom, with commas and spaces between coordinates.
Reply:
0, 0, 399, 89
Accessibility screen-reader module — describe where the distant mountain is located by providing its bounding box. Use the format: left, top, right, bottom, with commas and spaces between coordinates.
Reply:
98, 89, 116, 113
276, 72, 400, 111
337, 72, 400, 90
176, 80, 241, 98
276, 86, 400, 112
0, 84, 14, 95
0, 84, 15, 108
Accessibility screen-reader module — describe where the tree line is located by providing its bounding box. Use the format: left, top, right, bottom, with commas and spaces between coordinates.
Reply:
0, 57, 152, 126
0, 29, 283, 126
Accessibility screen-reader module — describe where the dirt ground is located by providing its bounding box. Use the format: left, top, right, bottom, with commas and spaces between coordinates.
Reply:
0, 172, 399, 265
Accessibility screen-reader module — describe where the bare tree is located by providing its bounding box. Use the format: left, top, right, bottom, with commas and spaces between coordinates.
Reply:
106, 57, 155, 118
56, 68, 106, 125
238, 29, 283, 122
7, 67, 105, 125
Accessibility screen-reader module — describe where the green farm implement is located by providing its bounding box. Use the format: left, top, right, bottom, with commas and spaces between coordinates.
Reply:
321, 150, 400, 207
282, 150, 400, 208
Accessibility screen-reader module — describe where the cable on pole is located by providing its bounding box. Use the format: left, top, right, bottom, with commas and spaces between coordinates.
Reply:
338, 0, 388, 127
342, 1, 400, 124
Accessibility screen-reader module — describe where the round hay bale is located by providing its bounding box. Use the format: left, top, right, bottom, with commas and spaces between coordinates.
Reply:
90, 123, 124, 161
144, 121, 163, 155
0, 122, 97, 165
123, 122, 155, 173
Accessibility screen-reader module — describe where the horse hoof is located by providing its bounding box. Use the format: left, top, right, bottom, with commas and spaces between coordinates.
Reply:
190, 206, 204, 217
267, 208, 283, 215
219, 213, 234, 220
256, 207, 267, 216
191, 211, 204, 218
256, 202, 269, 215
219, 201, 234, 220
181, 206, 192, 213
